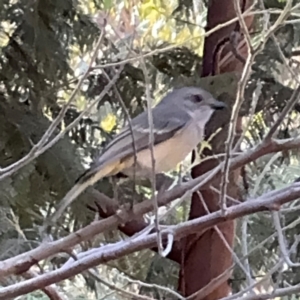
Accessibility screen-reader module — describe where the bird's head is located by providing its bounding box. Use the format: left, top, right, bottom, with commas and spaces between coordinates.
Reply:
161, 87, 227, 125
180, 86, 226, 112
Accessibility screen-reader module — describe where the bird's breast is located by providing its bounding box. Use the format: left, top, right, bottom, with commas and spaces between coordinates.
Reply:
122, 121, 204, 177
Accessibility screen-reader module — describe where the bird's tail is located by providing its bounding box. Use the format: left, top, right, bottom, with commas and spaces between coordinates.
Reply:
47, 180, 91, 225
45, 160, 120, 226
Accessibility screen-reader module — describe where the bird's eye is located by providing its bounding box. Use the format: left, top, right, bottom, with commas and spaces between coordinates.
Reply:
192, 94, 203, 103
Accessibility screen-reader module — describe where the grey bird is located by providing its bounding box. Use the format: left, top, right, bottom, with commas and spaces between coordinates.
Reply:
46, 86, 226, 224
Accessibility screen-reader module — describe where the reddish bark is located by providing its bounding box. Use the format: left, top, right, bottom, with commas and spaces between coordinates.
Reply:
178, 0, 254, 299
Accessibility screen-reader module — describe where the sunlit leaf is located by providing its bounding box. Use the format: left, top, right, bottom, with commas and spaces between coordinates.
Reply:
100, 113, 117, 132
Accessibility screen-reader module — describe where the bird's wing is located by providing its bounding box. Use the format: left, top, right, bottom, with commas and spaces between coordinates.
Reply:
44, 97, 196, 226
76, 105, 192, 183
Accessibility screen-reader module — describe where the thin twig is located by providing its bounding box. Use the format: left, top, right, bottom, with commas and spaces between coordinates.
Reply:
2, 137, 300, 279
219, 51, 253, 213
119, 274, 185, 300
186, 268, 233, 300
235, 0, 253, 50
269, 33, 300, 83
102, 69, 139, 203
209, 186, 242, 205
197, 191, 254, 289
252, 152, 281, 196
65, 241, 155, 300
264, 84, 300, 140
0, 66, 124, 185
92, 8, 274, 71
87, 268, 155, 300
109, 15, 164, 254
108, 21, 142, 205
0, 5, 292, 183
233, 80, 262, 152
272, 211, 300, 267
189, 216, 300, 300
2, 183, 300, 299
219, 0, 293, 214
222, 236, 300, 300
219, 0, 254, 214
0, 28, 106, 179
241, 215, 254, 288
139, 55, 163, 255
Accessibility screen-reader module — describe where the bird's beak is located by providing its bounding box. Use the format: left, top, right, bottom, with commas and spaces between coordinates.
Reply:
210, 99, 227, 110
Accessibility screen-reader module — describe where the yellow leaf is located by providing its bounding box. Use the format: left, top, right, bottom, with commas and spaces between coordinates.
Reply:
138, 0, 167, 25
101, 113, 117, 132
175, 26, 190, 44
158, 24, 173, 41
76, 95, 86, 111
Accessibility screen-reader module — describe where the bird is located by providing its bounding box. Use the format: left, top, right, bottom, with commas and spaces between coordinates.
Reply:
45, 86, 226, 225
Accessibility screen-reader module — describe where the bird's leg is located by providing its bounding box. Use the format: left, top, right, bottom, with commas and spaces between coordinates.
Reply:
112, 176, 119, 202
111, 173, 137, 212
130, 175, 143, 210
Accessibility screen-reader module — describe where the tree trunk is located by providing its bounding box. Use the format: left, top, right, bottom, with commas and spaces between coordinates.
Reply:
178, 0, 254, 299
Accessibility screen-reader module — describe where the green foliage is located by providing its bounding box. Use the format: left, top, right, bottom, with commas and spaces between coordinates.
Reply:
1, 0, 300, 298
0, 0, 99, 110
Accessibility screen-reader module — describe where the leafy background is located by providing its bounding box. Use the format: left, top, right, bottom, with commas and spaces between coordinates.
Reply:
1, 0, 300, 298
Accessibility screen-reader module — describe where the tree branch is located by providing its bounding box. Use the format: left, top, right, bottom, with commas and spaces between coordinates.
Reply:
0, 137, 300, 279
0, 28, 106, 179
22, 270, 66, 300
1, 181, 300, 299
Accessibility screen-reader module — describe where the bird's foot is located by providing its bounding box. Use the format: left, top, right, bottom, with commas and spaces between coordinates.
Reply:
115, 203, 134, 225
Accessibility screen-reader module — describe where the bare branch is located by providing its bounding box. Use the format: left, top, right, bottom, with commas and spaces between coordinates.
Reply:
22, 270, 66, 300
220, 0, 294, 214
219, 0, 255, 213
221, 236, 300, 300
1, 182, 300, 299
197, 191, 253, 288
265, 84, 300, 140
0, 28, 106, 179
119, 274, 185, 300
1, 136, 300, 279
233, 80, 262, 152
139, 54, 163, 255
272, 211, 300, 267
